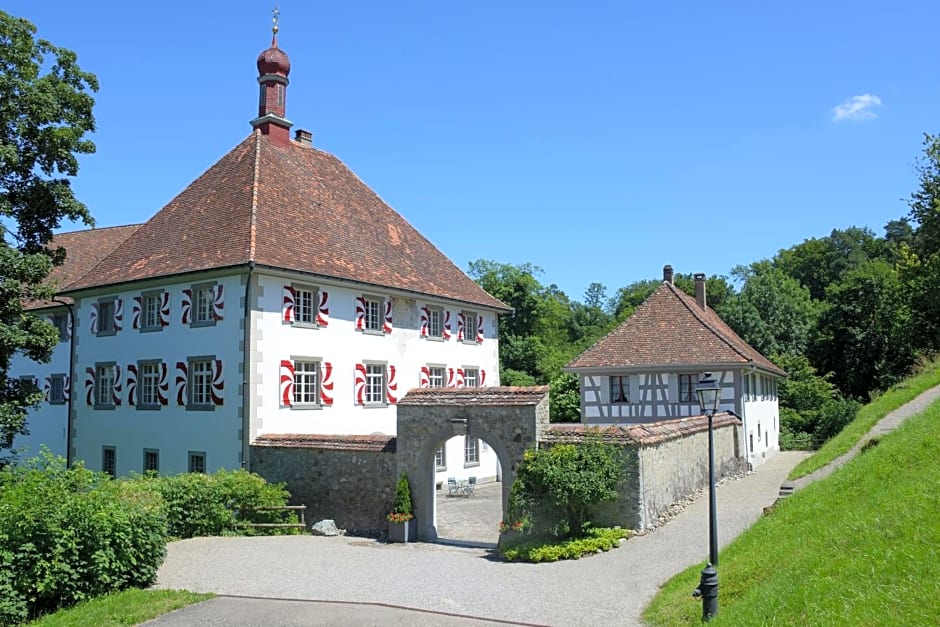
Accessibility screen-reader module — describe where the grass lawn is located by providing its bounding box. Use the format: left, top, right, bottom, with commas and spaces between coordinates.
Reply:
643, 398, 940, 626
788, 357, 940, 479
28, 589, 213, 626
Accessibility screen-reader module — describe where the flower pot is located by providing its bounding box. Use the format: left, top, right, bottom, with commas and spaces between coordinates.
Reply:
388, 519, 417, 543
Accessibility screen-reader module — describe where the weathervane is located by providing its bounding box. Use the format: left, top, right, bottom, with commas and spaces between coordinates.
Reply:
272, 5, 280, 35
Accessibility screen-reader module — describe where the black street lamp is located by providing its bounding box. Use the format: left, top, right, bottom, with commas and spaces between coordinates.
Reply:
694, 373, 721, 621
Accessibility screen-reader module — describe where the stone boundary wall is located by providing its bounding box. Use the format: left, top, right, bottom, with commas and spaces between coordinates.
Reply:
542, 413, 742, 530
251, 434, 397, 536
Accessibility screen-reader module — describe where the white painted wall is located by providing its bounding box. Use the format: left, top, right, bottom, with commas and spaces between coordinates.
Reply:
8, 306, 72, 460
741, 397, 780, 468
254, 272, 501, 437
71, 272, 243, 476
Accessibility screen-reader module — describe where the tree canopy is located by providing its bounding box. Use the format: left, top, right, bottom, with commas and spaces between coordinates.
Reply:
0, 10, 97, 451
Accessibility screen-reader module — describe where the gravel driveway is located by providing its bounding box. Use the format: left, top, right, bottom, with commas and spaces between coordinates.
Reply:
152, 451, 806, 626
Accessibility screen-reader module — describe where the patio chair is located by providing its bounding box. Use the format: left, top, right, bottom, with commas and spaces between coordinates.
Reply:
463, 476, 477, 496
447, 477, 459, 497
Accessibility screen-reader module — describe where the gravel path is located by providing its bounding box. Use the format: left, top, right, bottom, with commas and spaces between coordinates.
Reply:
151, 452, 806, 626
782, 384, 940, 493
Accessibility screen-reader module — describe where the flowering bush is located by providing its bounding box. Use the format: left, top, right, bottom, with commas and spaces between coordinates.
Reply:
498, 519, 528, 533
387, 511, 414, 523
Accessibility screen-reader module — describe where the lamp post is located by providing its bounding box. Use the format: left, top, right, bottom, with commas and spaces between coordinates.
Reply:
694, 373, 721, 621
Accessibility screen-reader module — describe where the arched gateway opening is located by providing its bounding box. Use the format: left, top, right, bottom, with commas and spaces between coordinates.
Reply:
396, 386, 549, 542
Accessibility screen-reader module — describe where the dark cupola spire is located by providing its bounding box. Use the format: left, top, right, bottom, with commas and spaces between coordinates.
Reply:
250, 6, 293, 146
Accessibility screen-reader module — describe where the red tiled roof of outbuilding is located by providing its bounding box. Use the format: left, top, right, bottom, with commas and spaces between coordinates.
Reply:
565, 281, 784, 376
64, 132, 509, 311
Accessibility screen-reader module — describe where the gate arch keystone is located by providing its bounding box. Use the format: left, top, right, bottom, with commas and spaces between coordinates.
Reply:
396, 386, 550, 541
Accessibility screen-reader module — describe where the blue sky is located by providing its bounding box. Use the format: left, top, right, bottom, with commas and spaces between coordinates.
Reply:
7, 1, 940, 302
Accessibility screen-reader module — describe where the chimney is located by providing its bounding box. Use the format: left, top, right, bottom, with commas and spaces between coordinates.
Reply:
663, 265, 674, 284
694, 273, 707, 309
294, 129, 313, 146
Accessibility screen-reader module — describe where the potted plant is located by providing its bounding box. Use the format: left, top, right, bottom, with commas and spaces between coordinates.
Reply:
387, 472, 417, 542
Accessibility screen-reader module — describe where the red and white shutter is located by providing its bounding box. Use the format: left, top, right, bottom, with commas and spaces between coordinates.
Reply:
456, 368, 465, 388
447, 368, 456, 387
160, 292, 171, 326
317, 291, 330, 327
320, 361, 334, 405
175, 361, 188, 405
282, 286, 296, 323
456, 312, 465, 342
419, 366, 431, 388
354, 363, 367, 404
419, 306, 429, 338
84, 367, 95, 405
386, 365, 398, 404
112, 365, 122, 406
126, 364, 138, 406
89, 303, 99, 334
355, 296, 366, 330
158, 363, 169, 405
383, 300, 393, 333
181, 290, 192, 324
443, 311, 452, 340
113, 299, 123, 332
211, 360, 224, 405
132, 296, 142, 329
476, 314, 484, 343
480, 369, 487, 386
280, 360, 294, 407
212, 286, 224, 321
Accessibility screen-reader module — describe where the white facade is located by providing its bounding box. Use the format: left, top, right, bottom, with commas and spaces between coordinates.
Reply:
12, 267, 503, 477
580, 368, 780, 469
8, 306, 72, 460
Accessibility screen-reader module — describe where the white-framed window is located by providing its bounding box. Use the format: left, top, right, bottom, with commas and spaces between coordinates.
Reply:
49, 373, 66, 405
365, 363, 385, 404
95, 363, 116, 409
294, 285, 317, 325
97, 298, 116, 336
678, 374, 697, 403
428, 366, 445, 388
138, 360, 161, 409
363, 296, 382, 332
141, 291, 163, 331
294, 360, 320, 405
51, 312, 69, 342
143, 449, 160, 473
434, 446, 446, 470
461, 311, 478, 344
464, 437, 479, 466
464, 368, 479, 388
610, 375, 629, 404
427, 306, 443, 339
188, 357, 213, 408
188, 451, 206, 474
192, 283, 217, 326
102, 446, 116, 478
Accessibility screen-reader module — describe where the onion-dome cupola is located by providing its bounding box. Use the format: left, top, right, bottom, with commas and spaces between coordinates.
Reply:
250, 7, 293, 147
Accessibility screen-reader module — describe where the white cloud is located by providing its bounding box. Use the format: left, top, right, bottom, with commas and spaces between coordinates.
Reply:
831, 94, 882, 122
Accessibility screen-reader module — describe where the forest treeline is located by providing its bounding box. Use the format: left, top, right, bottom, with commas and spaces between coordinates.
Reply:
469, 133, 940, 450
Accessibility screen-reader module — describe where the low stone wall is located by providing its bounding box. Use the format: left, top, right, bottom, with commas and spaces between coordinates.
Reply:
251, 434, 397, 536
542, 414, 743, 530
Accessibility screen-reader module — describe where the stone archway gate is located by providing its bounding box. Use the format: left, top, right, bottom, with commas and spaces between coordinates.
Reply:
396, 386, 550, 541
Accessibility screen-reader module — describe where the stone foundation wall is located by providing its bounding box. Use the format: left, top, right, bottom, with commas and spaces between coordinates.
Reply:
250, 435, 397, 536
636, 420, 742, 529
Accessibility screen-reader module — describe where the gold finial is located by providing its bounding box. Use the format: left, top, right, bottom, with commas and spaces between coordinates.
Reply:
272, 5, 280, 35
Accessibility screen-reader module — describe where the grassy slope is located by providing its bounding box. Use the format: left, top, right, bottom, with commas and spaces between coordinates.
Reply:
643, 400, 940, 626
789, 358, 940, 479
28, 589, 212, 627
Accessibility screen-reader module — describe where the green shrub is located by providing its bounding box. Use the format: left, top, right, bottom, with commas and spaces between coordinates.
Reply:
501, 527, 628, 562
0, 452, 166, 623
507, 437, 623, 539
135, 468, 296, 538
388, 472, 414, 522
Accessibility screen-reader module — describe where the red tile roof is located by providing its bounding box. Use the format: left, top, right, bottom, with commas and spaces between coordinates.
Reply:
541, 413, 742, 446
64, 132, 509, 311
25, 225, 141, 310
253, 433, 396, 452
566, 281, 785, 376
398, 386, 550, 406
